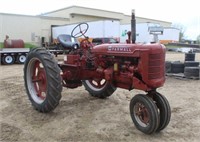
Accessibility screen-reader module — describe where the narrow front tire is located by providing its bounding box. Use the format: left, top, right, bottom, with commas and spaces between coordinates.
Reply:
130, 94, 159, 134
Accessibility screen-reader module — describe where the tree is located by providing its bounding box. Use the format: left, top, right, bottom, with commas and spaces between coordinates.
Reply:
172, 24, 186, 42
196, 35, 200, 44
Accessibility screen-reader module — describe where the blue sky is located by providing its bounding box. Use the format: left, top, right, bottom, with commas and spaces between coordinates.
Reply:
0, 0, 199, 40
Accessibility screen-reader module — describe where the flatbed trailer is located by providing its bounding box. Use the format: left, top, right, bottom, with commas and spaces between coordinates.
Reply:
0, 47, 64, 65
0, 48, 30, 65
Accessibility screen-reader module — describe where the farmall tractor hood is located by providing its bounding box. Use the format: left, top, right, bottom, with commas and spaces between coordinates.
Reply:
91, 43, 166, 57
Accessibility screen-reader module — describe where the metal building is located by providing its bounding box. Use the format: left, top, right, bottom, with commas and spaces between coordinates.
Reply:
0, 6, 173, 46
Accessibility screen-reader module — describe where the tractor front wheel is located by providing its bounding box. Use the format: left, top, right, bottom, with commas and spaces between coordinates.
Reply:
130, 94, 159, 134
24, 48, 62, 113
82, 79, 116, 98
153, 93, 171, 132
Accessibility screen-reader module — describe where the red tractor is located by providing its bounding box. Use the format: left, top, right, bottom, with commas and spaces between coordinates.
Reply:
24, 11, 171, 134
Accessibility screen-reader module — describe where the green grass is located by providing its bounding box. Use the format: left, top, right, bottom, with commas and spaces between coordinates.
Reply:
24, 43, 36, 49
165, 44, 180, 49
0, 42, 36, 49
0, 42, 3, 48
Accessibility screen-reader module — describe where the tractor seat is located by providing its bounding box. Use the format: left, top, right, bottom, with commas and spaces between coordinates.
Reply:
57, 34, 79, 49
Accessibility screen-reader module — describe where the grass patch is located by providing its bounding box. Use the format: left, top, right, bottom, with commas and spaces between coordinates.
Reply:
0, 42, 3, 48
24, 43, 37, 49
0, 42, 36, 49
165, 44, 180, 49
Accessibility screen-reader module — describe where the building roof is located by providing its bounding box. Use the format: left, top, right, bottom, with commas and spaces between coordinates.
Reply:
0, 12, 69, 21
1, 6, 171, 26
41, 5, 171, 25
41, 5, 124, 15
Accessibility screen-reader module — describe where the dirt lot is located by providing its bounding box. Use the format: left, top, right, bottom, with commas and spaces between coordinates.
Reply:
0, 52, 200, 142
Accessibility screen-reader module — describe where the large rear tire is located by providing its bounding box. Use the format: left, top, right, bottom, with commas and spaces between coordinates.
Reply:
24, 48, 62, 113
82, 79, 116, 99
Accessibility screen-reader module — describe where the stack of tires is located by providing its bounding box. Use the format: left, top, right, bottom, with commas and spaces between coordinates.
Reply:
165, 53, 200, 79
184, 53, 199, 79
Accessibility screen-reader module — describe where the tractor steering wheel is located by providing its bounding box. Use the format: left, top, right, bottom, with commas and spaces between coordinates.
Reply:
71, 23, 89, 38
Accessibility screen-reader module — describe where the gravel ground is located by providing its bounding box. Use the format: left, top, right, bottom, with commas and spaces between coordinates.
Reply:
0, 52, 200, 142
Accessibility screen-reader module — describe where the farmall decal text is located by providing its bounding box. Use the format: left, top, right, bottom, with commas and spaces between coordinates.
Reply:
108, 46, 131, 52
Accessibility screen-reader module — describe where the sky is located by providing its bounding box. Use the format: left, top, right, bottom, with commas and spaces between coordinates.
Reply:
0, 0, 199, 40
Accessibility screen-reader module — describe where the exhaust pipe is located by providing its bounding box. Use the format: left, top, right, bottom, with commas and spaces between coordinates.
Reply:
131, 10, 136, 44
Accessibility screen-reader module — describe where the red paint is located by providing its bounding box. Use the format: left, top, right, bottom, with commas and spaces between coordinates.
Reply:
60, 42, 166, 91
32, 60, 47, 100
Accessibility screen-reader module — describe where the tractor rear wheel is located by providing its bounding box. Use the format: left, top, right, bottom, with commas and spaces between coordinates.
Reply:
82, 79, 116, 98
130, 94, 159, 134
24, 48, 62, 113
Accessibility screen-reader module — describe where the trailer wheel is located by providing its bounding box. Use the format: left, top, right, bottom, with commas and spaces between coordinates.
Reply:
82, 79, 116, 98
24, 48, 62, 113
152, 93, 171, 132
130, 94, 159, 134
16, 54, 26, 64
2, 54, 15, 65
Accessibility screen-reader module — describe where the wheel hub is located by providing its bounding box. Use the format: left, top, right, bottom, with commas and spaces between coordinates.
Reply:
134, 102, 150, 126
19, 55, 26, 62
31, 60, 47, 100
5, 56, 13, 63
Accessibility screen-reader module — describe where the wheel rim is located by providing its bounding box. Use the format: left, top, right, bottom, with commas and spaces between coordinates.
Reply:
5, 55, 13, 64
134, 102, 150, 127
26, 58, 47, 104
85, 79, 107, 91
19, 55, 26, 63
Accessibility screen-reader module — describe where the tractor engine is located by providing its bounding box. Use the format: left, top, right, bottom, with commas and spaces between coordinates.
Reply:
92, 44, 166, 90
60, 43, 166, 91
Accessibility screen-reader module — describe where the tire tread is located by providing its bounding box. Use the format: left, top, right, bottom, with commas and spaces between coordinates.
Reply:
24, 47, 62, 113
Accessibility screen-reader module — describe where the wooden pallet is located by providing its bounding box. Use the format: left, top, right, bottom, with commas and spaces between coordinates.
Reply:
166, 73, 199, 80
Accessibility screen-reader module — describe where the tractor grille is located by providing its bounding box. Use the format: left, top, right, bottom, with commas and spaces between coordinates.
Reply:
148, 53, 163, 80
